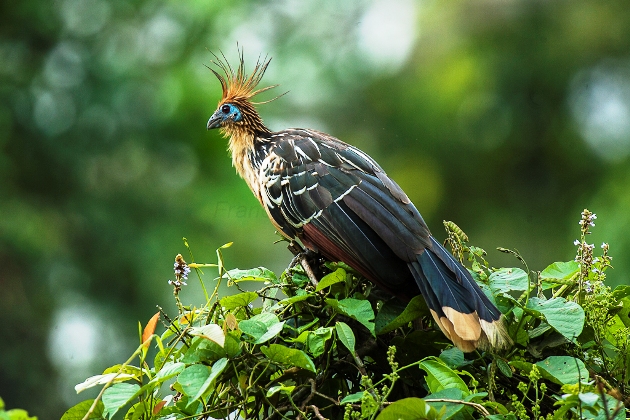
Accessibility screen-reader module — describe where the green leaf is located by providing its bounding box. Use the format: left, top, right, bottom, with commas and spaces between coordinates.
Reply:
266, 384, 295, 397
425, 388, 465, 419
535, 356, 589, 385
540, 261, 579, 288
238, 313, 285, 344
376, 398, 436, 420
102, 383, 140, 418
579, 392, 600, 406
177, 364, 210, 399
335, 321, 356, 353
61, 400, 105, 420
526, 297, 585, 341
496, 358, 513, 378
439, 347, 465, 369
306, 327, 333, 357
340, 392, 363, 404
153, 361, 185, 383
612, 285, 630, 301
418, 357, 469, 395
375, 295, 429, 335
488, 268, 530, 293
326, 298, 375, 336
315, 268, 347, 291
223, 267, 277, 283
191, 358, 228, 402
2, 408, 38, 420
219, 292, 258, 310
260, 344, 316, 372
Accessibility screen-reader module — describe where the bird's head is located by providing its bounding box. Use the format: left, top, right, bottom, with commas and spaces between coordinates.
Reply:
206, 51, 280, 137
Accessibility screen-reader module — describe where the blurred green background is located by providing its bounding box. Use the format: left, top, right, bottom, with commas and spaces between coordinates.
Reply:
2, 0, 630, 417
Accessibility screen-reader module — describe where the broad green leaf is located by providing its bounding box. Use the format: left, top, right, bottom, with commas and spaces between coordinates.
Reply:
153, 361, 185, 383
540, 261, 579, 289
266, 384, 295, 397
439, 347, 465, 369
223, 267, 277, 283
261, 344, 316, 372
220, 292, 258, 310
376, 398, 436, 420
238, 313, 284, 344
375, 295, 429, 335
335, 321, 356, 353
61, 400, 105, 420
191, 358, 228, 401
509, 360, 534, 374
496, 358, 513, 378
306, 327, 333, 357
579, 392, 600, 406
102, 383, 140, 418
526, 297, 585, 341
224, 331, 243, 358
256, 321, 285, 344
418, 358, 469, 394
612, 285, 630, 301
535, 356, 589, 385
340, 392, 363, 404
613, 297, 630, 329
177, 364, 210, 399
488, 268, 529, 293
190, 324, 225, 347
3, 408, 38, 420
326, 298, 375, 336
315, 268, 347, 291
75, 373, 136, 393
582, 395, 626, 420
425, 388, 465, 419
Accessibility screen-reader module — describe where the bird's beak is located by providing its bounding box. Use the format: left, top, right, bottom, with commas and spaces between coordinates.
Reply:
207, 110, 223, 130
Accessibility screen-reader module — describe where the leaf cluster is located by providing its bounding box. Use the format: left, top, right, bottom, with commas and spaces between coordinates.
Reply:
54, 211, 629, 420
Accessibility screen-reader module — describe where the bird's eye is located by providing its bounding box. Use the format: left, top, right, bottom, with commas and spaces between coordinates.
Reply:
221, 104, 231, 114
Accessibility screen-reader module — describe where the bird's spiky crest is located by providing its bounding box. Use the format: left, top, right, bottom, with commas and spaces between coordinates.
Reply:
207, 49, 280, 105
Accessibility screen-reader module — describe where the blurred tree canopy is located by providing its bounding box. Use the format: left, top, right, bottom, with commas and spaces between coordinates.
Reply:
1, 0, 630, 417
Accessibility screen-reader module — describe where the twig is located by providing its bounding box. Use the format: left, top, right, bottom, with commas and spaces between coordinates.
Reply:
287, 241, 318, 287
308, 405, 328, 420
300, 254, 319, 287
424, 398, 490, 416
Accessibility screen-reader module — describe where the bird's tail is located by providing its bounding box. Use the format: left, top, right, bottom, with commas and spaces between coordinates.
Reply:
410, 237, 512, 352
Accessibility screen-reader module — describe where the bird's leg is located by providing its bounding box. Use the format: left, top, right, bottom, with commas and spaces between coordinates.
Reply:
287, 241, 319, 287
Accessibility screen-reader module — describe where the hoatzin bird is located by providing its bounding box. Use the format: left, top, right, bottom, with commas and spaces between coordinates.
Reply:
206, 53, 511, 352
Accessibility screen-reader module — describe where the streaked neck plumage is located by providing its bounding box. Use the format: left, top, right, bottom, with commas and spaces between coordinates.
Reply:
220, 102, 270, 192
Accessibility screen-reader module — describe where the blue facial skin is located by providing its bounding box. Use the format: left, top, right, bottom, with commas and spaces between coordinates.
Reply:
207, 103, 242, 129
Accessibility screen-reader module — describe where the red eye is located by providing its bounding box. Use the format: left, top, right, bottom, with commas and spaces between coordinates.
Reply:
221, 105, 231, 113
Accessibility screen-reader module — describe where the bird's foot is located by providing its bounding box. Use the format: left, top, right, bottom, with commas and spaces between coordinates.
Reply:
287, 241, 319, 287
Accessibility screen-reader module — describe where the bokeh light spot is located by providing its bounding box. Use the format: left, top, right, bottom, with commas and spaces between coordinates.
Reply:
44, 41, 85, 89
569, 62, 630, 162
33, 90, 76, 136
358, 0, 418, 73
61, 0, 111, 36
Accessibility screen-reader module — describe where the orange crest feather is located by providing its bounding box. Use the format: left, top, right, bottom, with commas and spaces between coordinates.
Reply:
207, 49, 282, 105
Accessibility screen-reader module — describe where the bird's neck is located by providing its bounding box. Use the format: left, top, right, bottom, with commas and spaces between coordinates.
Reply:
226, 128, 256, 178
224, 126, 268, 200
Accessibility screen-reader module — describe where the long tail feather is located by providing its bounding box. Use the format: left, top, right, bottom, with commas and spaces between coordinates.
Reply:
412, 237, 512, 352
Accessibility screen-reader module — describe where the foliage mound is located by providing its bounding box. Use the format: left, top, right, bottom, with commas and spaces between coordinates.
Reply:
59, 210, 629, 420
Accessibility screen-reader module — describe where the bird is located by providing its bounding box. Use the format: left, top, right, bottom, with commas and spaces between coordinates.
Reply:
206, 51, 511, 352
